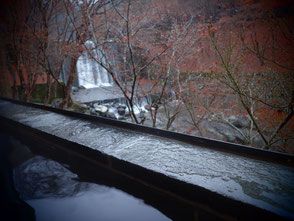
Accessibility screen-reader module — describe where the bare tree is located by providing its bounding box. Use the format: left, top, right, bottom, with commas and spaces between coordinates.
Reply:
208, 15, 293, 150
5, 0, 43, 102
67, 0, 171, 123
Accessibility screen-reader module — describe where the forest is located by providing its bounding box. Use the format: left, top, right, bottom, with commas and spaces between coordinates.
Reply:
0, 0, 293, 153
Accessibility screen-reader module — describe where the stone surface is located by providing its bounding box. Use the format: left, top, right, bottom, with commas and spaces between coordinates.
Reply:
90, 108, 97, 116
206, 121, 245, 143
228, 115, 251, 129
117, 106, 126, 116
0, 99, 294, 219
70, 86, 124, 103
93, 104, 108, 116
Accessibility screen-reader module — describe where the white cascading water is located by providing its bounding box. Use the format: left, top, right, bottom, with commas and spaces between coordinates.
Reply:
76, 40, 113, 89
75, 41, 150, 120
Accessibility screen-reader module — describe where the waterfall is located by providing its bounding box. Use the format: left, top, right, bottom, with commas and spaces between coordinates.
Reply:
76, 40, 113, 89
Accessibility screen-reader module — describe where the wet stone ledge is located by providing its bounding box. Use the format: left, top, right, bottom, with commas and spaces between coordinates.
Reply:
0, 98, 294, 221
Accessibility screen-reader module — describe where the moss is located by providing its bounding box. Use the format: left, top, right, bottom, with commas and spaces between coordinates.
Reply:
16, 83, 64, 104
70, 102, 88, 113
71, 103, 81, 110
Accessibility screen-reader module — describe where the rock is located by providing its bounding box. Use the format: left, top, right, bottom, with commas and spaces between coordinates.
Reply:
117, 106, 126, 116
138, 110, 147, 119
88, 102, 94, 108
107, 106, 119, 119
80, 104, 88, 109
206, 121, 245, 144
252, 136, 264, 148
72, 87, 79, 92
94, 104, 108, 117
72, 103, 88, 113
228, 115, 251, 129
90, 108, 97, 116
124, 107, 131, 116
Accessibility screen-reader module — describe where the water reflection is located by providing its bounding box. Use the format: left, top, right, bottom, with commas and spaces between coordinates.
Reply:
13, 155, 170, 221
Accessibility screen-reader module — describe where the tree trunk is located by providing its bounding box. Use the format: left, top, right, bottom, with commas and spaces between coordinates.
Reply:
0, 41, 13, 98
61, 58, 76, 109
24, 89, 32, 102
53, 80, 57, 101
44, 74, 51, 105
8, 66, 18, 99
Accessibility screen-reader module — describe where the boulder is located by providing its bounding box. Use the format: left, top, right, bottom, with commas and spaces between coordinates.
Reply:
94, 104, 108, 117
228, 115, 251, 129
78, 85, 86, 89
72, 102, 88, 113
117, 105, 126, 116
79, 104, 88, 109
138, 110, 147, 119
90, 108, 97, 116
72, 87, 79, 93
107, 106, 120, 119
252, 136, 265, 148
206, 121, 246, 144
